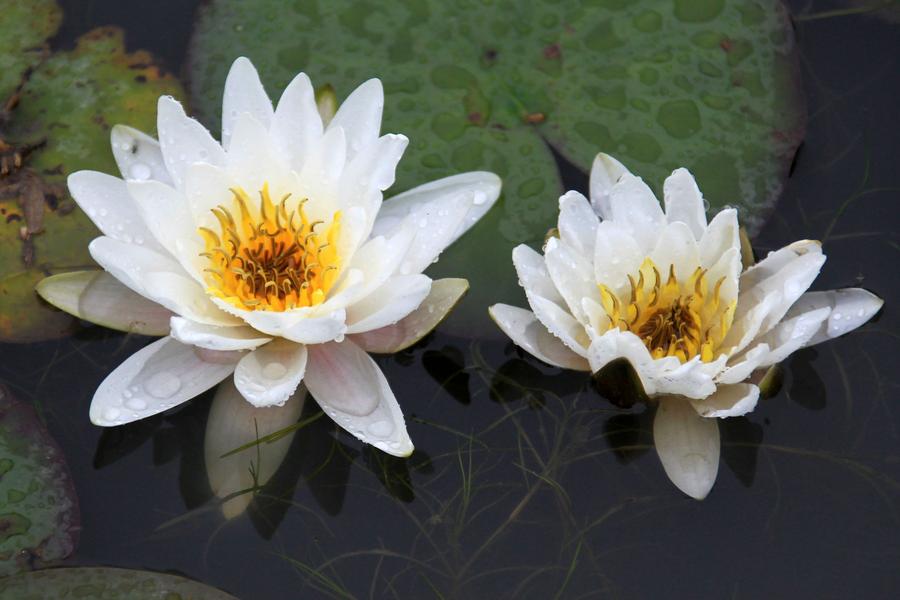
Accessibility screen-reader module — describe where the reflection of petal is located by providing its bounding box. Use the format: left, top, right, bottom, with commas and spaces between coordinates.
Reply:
204, 379, 304, 519
90, 337, 237, 426
653, 397, 720, 500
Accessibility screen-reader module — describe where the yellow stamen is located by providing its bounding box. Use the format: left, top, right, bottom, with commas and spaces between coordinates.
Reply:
198, 185, 342, 311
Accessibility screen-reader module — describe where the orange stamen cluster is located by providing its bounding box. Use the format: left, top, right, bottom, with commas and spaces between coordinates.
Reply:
198, 184, 342, 311
597, 258, 735, 363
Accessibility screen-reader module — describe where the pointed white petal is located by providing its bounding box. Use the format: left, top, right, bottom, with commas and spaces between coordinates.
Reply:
226, 112, 290, 194
785, 288, 883, 346
753, 306, 832, 366
156, 96, 225, 189
339, 133, 408, 227
328, 78, 383, 160
740, 239, 821, 290
663, 167, 707, 240
489, 304, 591, 371
606, 174, 665, 253
371, 172, 501, 246
205, 378, 304, 519
649, 221, 701, 280
221, 57, 273, 150
525, 291, 590, 357
699, 209, 739, 269
90, 336, 236, 426
298, 125, 347, 203
544, 236, 594, 324
513, 244, 565, 305
234, 340, 308, 407
126, 179, 203, 279
589, 152, 630, 219
557, 190, 598, 258
345, 274, 431, 334
653, 397, 720, 500
690, 383, 760, 418
716, 343, 770, 385
305, 339, 413, 456
67, 171, 161, 250
344, 219, 417, 302
110, 125, 172, 185
36, 271, 172, 336
593, 220, 644, 296
170, 316, 270, 351
271, 71, 323, 171
352, 278, 468, 354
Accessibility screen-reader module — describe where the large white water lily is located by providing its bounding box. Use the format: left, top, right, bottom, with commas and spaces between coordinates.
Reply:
37, 57, 500, 461
489, 152, 882, 500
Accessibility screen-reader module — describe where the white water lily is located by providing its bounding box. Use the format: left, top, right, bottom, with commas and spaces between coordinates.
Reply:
37, 57, 500, 461
489, 152, 882, 500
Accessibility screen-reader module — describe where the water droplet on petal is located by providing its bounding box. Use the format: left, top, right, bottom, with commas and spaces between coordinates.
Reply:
129, 163, 152, 180
144, 372, 182, 399
125, 397, 147, 411
103, 407, 121, 422
473, 191, 487, 206
367, 420, 393, 437
262, 362, 288, 379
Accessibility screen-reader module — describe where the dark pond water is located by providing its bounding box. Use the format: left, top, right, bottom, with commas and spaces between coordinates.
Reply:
1, 0, 898, 598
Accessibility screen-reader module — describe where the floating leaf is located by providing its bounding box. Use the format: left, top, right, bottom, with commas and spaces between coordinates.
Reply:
0, 0, 61, 100
0, 385, 79, 576
188, 0, 804, 333
0, 25, 183, 342
0, 567, 239, 599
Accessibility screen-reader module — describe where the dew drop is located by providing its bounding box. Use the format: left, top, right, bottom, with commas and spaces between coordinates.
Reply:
129, 163, 152, 180
856, 309, 865, 317
833, 313, 842, 321
418, 218, 429, 228
103, 407, 121, 422
125, 397, 147, 411
99, 208, 109, 217
144, 372, 182, 399
473, 191, 487, 206
262, 362, 288, 379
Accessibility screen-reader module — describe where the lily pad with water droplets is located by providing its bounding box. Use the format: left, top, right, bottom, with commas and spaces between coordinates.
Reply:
0, 0, 61, 101
0, 385, 79, 577
0, 26, 183, 342
188, 0, 804, 334
0, 567, 239, 600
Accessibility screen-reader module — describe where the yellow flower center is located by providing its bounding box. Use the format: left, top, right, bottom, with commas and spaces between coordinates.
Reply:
198, 184, 342, 311
597, 258, 736, 363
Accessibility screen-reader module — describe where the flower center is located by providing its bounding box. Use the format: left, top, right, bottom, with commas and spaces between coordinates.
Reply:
597, 258, 735, 363
198, 184, 342, 312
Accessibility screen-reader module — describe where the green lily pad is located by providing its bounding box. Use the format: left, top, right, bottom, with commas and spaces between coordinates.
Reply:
0, 25, 183, 342
188, 0, 803, 334
0, 0, 61, 101
0, 567, 239, 599
0, 385, 78, 577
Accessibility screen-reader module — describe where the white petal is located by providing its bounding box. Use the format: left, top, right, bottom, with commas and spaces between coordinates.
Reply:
489, 304, 590, 371
226, 112, 289, 193
352, 278, 468, 354
544, 237, 594, 324
305, 339, 413, 456
690, 383, 760, 418
234, 340, 308, 407
653, 397, 720, 500
126, 179, 203, 279
785, 288, 883, 346
716, 343, 770, 385
663, 167, 707, 240
328, 78, 383, 160
170, 316, 270, 351
753, 306, 832, 366
157, 96, 225, 189
271, 71, 323, 171
110, 125, 171, 185
339, 133, 408, 227
213, 300, 347, 345
699, 209, 739, 269
557, 190, 598, 258
344, 220, 417, 302
36, 271, 172, 336
593, 220, 644, 296
90, 336, 236, 426
606, 174, 665, 253
67, 171, 161, 250
526, 292, 590, 357
513, 244, 565, 305
393, 190, 471, 275
649, 221, 701, 280
740, 239, 821, 290
346, 274, 431, 334
372, 172, 501, 246
298, 125, 347, 203
589, 152, 630, 219
205, 378, 304, 519
221, 57, 273, 150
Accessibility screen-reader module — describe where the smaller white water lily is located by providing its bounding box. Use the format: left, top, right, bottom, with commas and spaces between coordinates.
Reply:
489, 152, 882, 500
37, 58, 500, 466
